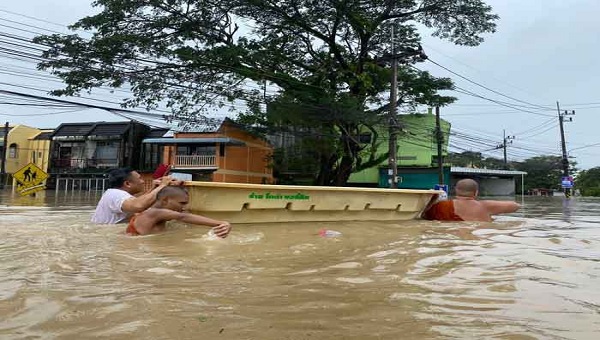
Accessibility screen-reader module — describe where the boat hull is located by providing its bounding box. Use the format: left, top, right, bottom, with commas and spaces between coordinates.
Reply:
184, 182, 440, 224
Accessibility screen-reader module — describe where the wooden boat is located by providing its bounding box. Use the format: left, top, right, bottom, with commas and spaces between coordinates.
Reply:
184, 181, 441, 224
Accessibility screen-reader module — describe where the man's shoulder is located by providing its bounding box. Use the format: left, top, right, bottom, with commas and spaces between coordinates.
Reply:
148, 207, 180, 215
102, 188, 133, 199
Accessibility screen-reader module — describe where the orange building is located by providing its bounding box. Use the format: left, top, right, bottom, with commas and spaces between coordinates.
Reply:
142, 118, 273, 184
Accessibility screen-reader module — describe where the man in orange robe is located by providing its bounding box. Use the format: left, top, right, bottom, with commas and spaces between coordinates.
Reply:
423, 179, 520, 222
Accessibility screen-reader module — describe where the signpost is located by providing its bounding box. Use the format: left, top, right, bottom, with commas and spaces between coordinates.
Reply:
561, 176, 574, 189
13, 162, 49, 196
434, 184, 449, 200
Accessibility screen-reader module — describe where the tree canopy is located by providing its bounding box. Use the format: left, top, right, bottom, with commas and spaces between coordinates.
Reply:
575, 167, 600, 196
446, 151, 508, 170
513, 155, 577, 192
35, 0, 499, 185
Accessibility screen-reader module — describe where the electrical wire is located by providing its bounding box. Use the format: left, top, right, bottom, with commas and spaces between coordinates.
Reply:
426, 57, 554, 111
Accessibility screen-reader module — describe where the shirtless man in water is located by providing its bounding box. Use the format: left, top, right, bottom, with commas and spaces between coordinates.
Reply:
126, 186, 231, 237
423, 178, 520, 222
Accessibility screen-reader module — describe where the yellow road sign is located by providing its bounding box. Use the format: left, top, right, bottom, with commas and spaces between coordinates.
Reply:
18, 183, 46, 196
14, 162, 48, 189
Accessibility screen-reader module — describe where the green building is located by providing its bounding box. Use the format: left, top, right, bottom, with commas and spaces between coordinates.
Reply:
348, 111, 451, 189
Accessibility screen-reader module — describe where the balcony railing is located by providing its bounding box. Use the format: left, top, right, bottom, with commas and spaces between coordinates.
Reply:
173, 154, 217, 168
52, 158, 120, 170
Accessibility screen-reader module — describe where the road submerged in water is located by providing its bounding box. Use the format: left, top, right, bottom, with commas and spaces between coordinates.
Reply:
0, 189, 598, 339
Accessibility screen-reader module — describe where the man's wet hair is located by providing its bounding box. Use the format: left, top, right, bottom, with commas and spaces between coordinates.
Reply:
156, 186, 188, 200
107, 168, 134, 188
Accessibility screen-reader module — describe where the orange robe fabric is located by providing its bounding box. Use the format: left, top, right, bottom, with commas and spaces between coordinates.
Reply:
422, 200, 464, 221
126, 214, 140, 235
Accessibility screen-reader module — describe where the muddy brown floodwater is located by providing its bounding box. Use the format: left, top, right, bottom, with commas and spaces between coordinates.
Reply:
1, 189, 599, 339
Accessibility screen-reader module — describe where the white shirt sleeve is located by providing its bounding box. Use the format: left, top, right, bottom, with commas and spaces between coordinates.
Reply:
108, 190, 133, 213
91, 189, 134, 224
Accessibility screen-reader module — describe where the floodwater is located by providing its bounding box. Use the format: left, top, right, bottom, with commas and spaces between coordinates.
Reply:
0, 189, 599, 340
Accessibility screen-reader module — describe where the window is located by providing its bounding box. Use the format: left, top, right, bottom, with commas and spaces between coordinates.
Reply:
94, 142, 119, 167
8, 143, 17, 158
142, 144, 163, 170
177, 145, 190, 155
177, 145, 216, 155
192, 146, 216, 155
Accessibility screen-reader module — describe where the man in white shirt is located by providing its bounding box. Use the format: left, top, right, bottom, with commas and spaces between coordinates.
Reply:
91, 168, 175, 224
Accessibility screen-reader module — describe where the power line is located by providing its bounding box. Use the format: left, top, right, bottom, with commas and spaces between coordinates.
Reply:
513, 118, 555, 137
0, 107, 86, 116
452, 87, 555, 117
0, 8, 75, 29
425, 57, 553, 111
569, 142, 600, 152
421, 43, 549, 103
516, 122, 556, 139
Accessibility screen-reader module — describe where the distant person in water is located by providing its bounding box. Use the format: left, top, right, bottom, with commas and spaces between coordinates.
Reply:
422, 178, 520, 222
126, 186, 232, 237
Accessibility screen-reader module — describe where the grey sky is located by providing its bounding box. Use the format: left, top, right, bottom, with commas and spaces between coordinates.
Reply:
0, 0, 598, 169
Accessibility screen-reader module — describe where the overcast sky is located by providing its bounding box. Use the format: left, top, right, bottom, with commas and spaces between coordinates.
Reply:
0, 0, 599, 169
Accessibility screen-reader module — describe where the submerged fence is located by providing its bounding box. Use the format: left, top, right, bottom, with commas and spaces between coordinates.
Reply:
54, 177, 108, 193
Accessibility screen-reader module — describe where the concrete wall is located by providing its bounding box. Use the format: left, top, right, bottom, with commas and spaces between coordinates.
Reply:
349, 113, 451, 185
5, 125, 42, 174
27, 133, 52, 173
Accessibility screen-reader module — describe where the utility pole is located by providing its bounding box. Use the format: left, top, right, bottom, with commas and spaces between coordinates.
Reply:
502, 129, 515, 167
556, 101, 574, 196
1, 121, 8, 189
388, 25, 398, 188
435, 107, 444, 185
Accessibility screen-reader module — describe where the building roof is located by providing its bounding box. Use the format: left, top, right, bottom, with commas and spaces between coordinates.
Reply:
52, 121, 137, 139
142, 137, 245, 146
32, 131, 53, 140
88, 122, 131, 137
451, 166, 527, 176
147, 128, 170, 138
176, 117, 225, 133
52, 123, 95, 137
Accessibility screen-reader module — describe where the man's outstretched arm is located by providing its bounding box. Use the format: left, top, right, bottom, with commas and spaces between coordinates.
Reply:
481, 200, 521, 215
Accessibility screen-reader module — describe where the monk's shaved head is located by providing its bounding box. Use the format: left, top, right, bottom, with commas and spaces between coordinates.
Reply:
156, 186, 188, 200
455, 179, 479, 197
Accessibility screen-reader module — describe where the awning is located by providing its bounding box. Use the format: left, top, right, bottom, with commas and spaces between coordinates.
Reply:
451, 166, 527, 176
142, 137, 246, 146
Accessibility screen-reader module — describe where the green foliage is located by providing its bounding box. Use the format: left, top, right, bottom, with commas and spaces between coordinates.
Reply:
35, 0, 498, 185
575, 167, 600, 196
446, 151, 507, 169
513, 155, 577, 192
447, 151, 484, 167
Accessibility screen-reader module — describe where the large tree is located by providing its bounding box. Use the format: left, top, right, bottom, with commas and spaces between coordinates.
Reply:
446, 151, 484, 168
575, 167, 600, 197
35, 0, 498, 185
446, 151, 509, 170
513, 155, 577, 192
